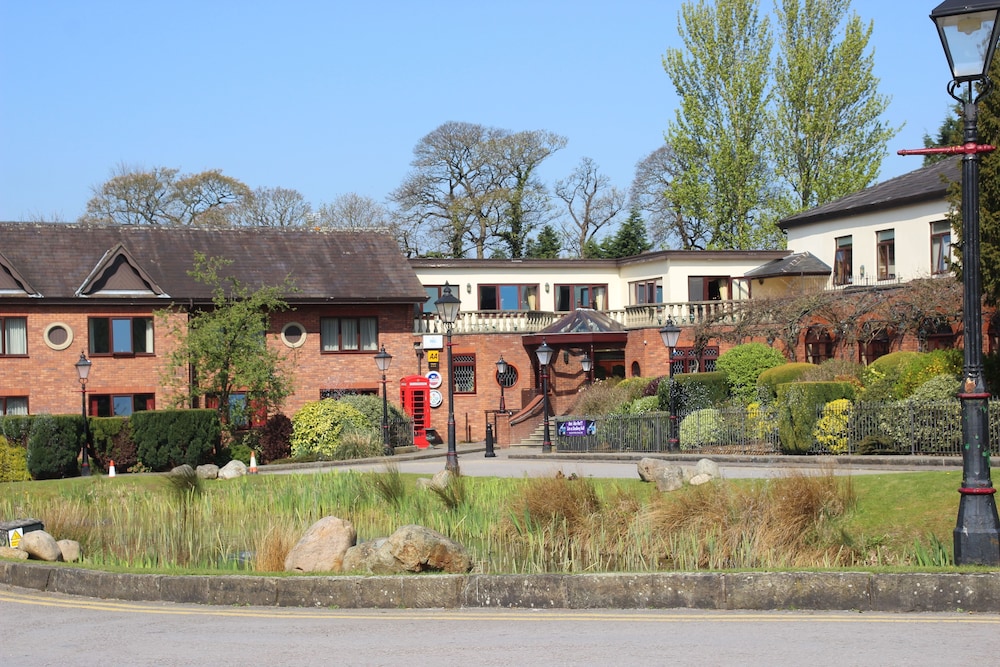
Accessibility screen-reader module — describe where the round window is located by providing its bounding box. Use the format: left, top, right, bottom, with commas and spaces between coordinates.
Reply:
43, 322, 74, 351
496, 364, 519, 388
280, 322, 307, 348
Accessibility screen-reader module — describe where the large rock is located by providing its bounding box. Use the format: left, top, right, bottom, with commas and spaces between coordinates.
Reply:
341, 525, 472, 575
57, 539, 82, 562
0, 546, 28, 560
653, 465, 685, 492
218, 460, 248, 480
170, 464, 195, 477
695, 458, 721, 479
19, 530, 62, 562
196, 464, 220, 480
637, 457, 665, 482
689, 473, 714, 486
284, 516, 357, 573
342, 538, 393, 573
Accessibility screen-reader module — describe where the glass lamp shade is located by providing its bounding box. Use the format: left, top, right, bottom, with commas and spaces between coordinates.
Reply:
932, 0, 1000, 81
75, 352, 92, 381
434, 283, 461, 324
659, 319, 681, 349
535, 339, 555, 367
374, 345, 392, 373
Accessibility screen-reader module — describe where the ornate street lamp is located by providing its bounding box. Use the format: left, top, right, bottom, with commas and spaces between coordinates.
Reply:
496, 355, 508, 412
374, 345, 393, 456
75, 351, 92, 476
434, 283, 461, 472
898, 0, 1000, 565
535, 339, 555, 454
659, 318, 682, 451
580, 352, 593, 385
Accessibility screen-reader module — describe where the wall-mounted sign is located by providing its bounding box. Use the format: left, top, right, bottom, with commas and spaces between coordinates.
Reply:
429, 389, 443, 408
557, 419, 597, 437
426, 370, 443, 389
423, 334, 443, 350
426, 350, 440, 364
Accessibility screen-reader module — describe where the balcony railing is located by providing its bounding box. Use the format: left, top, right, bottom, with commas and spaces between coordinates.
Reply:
412, 301, 742, 334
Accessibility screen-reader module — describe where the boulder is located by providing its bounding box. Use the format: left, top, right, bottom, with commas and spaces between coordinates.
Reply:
430, 469, 453, 490
284, 516, 357, 573
695, 458, 721, 479
0, 546, 28, 560
383, 524, 472, 574
637, 457, 665, 482
653, 465, 685, 492
689, 473, 714, 486
19, 530, 62, 562
196, 464, 220, 480
57, 539, 82, 562
341, 538, 392, 574
218, 460, 248, 480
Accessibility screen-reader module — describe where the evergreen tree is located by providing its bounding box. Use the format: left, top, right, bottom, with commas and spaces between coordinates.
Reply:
600, 209, 653, 258
922, 104, 964, 166
524, 224, 562, 258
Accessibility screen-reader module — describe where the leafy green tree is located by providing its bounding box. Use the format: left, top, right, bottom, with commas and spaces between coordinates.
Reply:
599, 208, 652, 258
922, 104, 963, 166
771, 0, 899, 216
525, 224, 563, 258
663, 0, 778, 250
158, 253, 295, 436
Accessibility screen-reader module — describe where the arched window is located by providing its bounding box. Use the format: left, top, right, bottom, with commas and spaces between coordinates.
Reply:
805, 326, 834, 364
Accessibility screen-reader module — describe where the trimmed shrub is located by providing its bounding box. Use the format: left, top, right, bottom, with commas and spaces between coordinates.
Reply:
659, 371, 729, 414
290, 398, 370, 459
910, 373, 961, 402
777, 381, 856, 454
572, 380, 635, 416
0, 415, 33, 450
0, 435, 31, 482
895, 349, 962, 399
131, 409, 221, 472
757, 362, 814, 400
26, 414, 82, 479
615, 376, 653, 402
812, 399, 852, 454
337, 394, 410, 448
258, 413, 293, 463
627, 395, 661, 414
89, 417, 137, 473
678, 408, 724, 449
717, 343, 787, 402
800, 358, 865, 384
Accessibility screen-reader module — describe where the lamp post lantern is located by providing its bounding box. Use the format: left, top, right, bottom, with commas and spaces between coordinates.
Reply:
901, 0, 1000, 565
75, 351, 92, 476
434, 283, 461, 472
374, 345, 393, 456
535, 339, 555, 454
496, 355, 508, 412
659, 318, 682, 451
580, 353, 593, 385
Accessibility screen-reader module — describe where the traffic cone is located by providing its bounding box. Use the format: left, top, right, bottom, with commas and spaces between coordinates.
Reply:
249, 451, 258, 474
108, 460, 116, 477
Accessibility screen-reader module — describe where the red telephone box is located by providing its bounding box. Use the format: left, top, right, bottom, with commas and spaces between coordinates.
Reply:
400, 375, 431, 448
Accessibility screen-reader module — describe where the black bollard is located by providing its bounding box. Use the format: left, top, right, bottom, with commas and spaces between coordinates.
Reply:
485, 422, 496, 458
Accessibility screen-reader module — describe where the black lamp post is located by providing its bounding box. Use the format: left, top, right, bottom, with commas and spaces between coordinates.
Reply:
75, 351, 92, 477
414, 342, 424, 376
920, 0, 1000, 565
580, 352, 593, 385
435, 282, 461, 472
535, 339, 554, 454
374, 345, 393, 456
496, 355, 508, 412
659, 318, 681, 451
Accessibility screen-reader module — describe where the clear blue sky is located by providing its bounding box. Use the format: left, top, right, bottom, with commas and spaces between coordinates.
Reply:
0, 1, 961, 224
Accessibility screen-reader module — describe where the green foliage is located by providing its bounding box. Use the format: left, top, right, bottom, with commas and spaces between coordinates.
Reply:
89, 417, 137, 473
524, 224, 562, 258
627, 396, 661, 415
615, 376, 653, 402
859, 351, 920, 402
678, 408, 724, 449
26, 414, 81, 479
290, 399, 370, 459
660, 371, 730, 413
0, 435, 31, 483
922, 104, 962, 166
0, 415, 33, 449
157, 252, 295, 437
596, 208, 652, 258
910, 374, 961, 403
131, 409, 221, 472
258, 413, 293, 463
800, 357, 865, 383
716, 343, 787, 401
777, 381, 856, 453
572, 380, 635, 416
812, 398, 852, 454
895, 349, 962, 399
337, 394, 410, 448
756, 362, 814, 399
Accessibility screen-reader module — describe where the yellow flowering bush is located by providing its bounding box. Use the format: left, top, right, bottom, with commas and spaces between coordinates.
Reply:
812, 398, 852, 454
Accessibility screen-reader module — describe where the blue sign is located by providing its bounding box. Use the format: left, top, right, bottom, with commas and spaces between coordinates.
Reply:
558, 419, 596, 436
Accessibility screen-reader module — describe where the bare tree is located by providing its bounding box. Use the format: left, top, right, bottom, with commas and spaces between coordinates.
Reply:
316, 193, 391, 230
554, 157, 626, 257
238, 186, 311, 227
631, 145, 710, 250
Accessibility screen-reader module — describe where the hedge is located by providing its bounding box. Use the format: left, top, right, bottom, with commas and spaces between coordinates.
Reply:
26, 414, 82, 479
131, 409, 221, 471
757, 362, 814, 400
89, 417, 137, 473
658, 371, 730, 414
776, 381, 856, 454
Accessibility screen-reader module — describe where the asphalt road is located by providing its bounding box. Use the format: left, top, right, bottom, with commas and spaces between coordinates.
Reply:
2, 585, 996, 667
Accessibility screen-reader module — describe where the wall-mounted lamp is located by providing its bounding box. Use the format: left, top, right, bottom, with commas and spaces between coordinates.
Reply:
466, 282, 472, 294
544, 282, 550, 293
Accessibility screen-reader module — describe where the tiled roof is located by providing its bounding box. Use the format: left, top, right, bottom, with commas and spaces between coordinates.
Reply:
744, 251, 831, 278
778, 158, 959, 230
0, 223, 427, 304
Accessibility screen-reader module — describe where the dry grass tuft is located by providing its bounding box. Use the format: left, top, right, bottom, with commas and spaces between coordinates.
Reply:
253, 522, 301, 572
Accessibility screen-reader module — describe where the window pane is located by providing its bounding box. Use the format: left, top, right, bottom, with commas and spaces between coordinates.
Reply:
453, 354, 476, 393
360, 317, 378, 351
557, 286, 571, 311
4, 317, 27, 354
89, 318, 110, 354
499, 285, 519, 310
479, 285, 498, 310
112, 318, 133, 353
113, 396, 134, 416
341, 318, 358, 350
3, 397, 28, 415
133, 317, 153, 353
593, 286, 607, 310
320, 318, 338, 351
